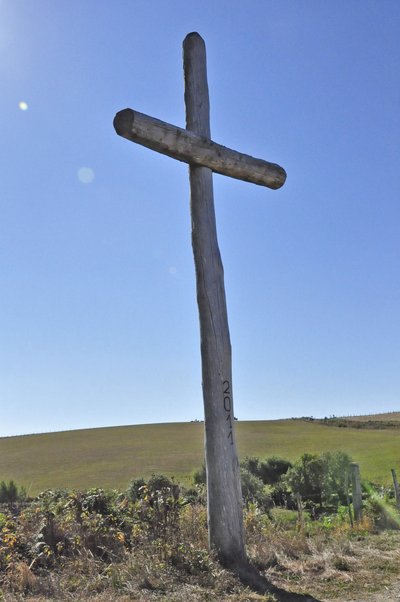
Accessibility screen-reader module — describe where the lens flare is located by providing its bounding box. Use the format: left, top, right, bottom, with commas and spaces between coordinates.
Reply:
19, 101, 28, 111
363, 481, 400, 528
78, 167, 95, 184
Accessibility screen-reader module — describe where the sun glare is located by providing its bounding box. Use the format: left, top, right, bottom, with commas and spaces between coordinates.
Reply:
18, 101, 28, 111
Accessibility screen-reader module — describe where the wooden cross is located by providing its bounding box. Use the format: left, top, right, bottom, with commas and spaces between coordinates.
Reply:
113, 32, 286, 567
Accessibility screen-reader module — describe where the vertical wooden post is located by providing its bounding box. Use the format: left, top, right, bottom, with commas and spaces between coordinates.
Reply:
350, 462, 363, 522
391, 469, 400, 509
345, 470, 354, 528
183, 32, 246, 566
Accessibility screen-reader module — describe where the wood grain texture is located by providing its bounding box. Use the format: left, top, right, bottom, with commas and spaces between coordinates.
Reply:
113, 108, 286, 189
183, 31, 246, 565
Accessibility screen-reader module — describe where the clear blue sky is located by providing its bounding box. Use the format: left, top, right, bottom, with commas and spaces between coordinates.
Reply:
1, 1, 399, 437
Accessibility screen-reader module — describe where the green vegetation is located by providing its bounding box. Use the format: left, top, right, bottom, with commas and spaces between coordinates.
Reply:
0, 463, 400, 601
318, 417, 400, 429
0, 417, 399, 495
345, 411, 400, 422
284, 451, 352, 508
0, 480, 26, 504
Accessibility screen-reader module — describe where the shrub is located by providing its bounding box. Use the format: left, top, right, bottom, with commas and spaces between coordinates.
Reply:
126, 478, 146, 502
284, 451, 353, 509
147, 474, 176, 494
285, 453, 325, 506
241, 456, 293, 509
258, 457, 292, 485
320, 450, 352, 506
193, 463, 206, 486
193, 462, 272, 511
240, 469, 273, 512
241, 456, 260, 477
0, 480, 20, 503
270, 481, 295, 508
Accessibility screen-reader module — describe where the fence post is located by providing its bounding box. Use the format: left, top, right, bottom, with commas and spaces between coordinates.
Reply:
345, 470, 354, 528
391, 469, 400, 509
350, 462, 363, 522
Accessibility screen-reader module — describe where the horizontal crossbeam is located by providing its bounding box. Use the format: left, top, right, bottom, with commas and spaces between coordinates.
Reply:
113, 108, 286, 190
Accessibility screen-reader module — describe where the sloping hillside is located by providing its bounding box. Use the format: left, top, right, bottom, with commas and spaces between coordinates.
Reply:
0, 414, 398, 495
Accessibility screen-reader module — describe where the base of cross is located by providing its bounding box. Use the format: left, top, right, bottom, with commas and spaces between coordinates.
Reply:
226, 557, 321, 602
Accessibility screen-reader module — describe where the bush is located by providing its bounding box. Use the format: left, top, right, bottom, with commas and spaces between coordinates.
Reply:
284, 451, 353, 508
126, 478, 147, 502
147, 474, 176, 493
193, 462, 273, 511
270, 482, 295, 508
258, 457, 292, 485
320, 451, 352, 506
0, 480, 21, 503
285, 454, 325, 506
240, 468, 273, 512
241, 456, 293, 509
127, 475, 179, 503
241, 456, 260, 477
193, 463, 206, 486
241, 455, 292, 485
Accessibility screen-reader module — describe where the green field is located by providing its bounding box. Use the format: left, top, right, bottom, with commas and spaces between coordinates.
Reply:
0, 418, 399, 495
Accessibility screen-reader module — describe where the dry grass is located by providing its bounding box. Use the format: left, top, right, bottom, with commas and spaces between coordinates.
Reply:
2, 530, 400, 601
245, 510, 400, 600
1, 495, 400, 602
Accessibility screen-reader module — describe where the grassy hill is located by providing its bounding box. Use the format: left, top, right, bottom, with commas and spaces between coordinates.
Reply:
0, 417, 399, 495
345, 411, 400, 422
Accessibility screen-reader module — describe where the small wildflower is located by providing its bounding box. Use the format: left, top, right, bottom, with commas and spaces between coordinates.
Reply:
116, 531, 125, 543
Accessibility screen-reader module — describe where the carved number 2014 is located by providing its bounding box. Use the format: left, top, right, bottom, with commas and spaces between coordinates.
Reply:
223, 380, 234, 445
